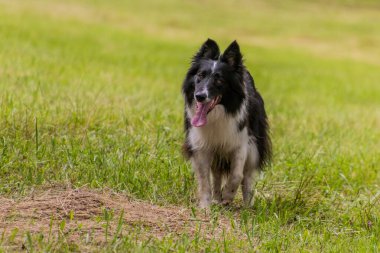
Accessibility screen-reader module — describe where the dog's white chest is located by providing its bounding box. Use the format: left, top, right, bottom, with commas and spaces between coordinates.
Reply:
188, 106, 246, 153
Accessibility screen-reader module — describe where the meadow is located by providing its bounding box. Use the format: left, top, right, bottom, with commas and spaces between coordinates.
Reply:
0, 0, 380, 251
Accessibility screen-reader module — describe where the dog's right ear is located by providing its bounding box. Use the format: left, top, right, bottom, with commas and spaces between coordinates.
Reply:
193, 39, 220, 61
220, 40, 242, 70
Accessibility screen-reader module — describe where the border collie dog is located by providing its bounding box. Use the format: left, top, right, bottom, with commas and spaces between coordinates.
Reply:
182, 39, 271, 208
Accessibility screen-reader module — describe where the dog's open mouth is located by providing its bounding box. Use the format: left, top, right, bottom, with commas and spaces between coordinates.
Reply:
191, 96, 221, 127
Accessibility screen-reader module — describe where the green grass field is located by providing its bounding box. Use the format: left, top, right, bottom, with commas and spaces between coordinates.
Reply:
1, 0, 380, 251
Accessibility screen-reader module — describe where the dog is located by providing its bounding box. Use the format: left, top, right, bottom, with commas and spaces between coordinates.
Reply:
182, 39, 271, 208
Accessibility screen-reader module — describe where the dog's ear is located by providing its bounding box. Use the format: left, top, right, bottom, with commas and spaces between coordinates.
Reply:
193, 39, 220, 61
221, 40, 242, 69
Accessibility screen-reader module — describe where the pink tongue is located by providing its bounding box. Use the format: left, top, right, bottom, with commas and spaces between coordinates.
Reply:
191, 101, 212, 127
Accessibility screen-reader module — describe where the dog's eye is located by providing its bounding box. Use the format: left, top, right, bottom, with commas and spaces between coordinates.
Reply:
197, 71, 206, 80
215, 78, 223, 87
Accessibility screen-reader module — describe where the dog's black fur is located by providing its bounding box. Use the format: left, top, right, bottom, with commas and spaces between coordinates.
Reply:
181, 39, 271, 207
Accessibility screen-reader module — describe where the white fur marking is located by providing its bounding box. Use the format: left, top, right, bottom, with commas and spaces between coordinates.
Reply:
188, 102, 248, 153
212, 61, 217, 72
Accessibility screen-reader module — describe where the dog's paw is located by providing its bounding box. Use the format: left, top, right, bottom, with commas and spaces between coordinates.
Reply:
221, 199, 232, 206
212, 199, 222, 205
199, 199, 211, 209
243, 196, 255, 207
221, 188, 235, 205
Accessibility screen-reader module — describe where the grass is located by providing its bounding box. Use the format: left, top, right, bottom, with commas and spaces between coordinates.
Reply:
0, 0, 380, 251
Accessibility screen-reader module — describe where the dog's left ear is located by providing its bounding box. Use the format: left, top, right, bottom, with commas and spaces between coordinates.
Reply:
193, 39, 220, 61
221, 40, 242, 69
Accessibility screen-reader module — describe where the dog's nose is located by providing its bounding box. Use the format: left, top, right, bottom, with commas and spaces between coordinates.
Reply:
195, 92, 207, 102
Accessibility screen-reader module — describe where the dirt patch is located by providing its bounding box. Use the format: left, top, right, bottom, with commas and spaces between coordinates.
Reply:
0, 186, 237, 248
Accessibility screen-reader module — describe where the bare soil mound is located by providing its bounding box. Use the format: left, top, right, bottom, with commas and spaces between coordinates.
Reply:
0, 186, 235, 247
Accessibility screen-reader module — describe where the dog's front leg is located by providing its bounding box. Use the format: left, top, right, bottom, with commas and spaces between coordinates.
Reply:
191, 150, 212, 208
211, 167, 223, 203
222, 146, 247, 205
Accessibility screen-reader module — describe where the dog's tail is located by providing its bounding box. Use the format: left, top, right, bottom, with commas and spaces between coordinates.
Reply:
252, 88, 272, 170
257, 113, 272, 170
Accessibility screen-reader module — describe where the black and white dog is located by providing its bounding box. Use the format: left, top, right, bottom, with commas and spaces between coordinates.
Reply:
182, 39, 271, 208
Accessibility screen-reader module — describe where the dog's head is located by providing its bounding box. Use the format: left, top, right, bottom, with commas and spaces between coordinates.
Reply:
183, 39, 245, 127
